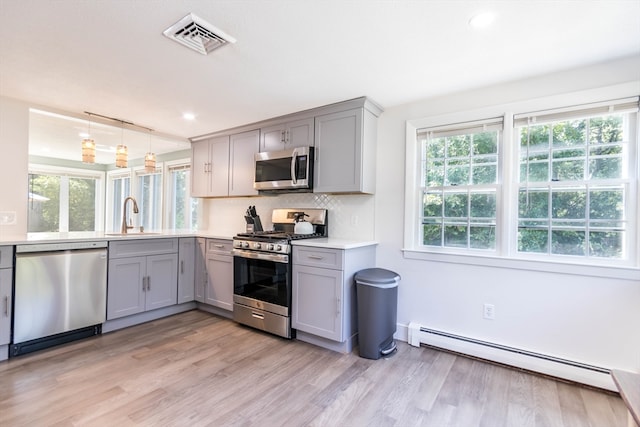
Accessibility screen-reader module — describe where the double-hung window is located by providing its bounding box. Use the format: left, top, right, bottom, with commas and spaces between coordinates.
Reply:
28, 165, 104, 233
514, 98, 638, 261
418, 118, 503, 251
408, 96, 638, 268
164, 160, 198, 230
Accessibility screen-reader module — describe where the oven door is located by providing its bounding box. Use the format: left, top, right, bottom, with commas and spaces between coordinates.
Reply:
233, 249, 290, 316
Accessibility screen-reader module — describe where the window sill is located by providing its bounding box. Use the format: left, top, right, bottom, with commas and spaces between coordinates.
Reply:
402, 248, 639, 280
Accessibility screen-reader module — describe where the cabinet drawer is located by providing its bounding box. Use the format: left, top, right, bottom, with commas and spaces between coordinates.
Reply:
109, 238, 178, 258
0, 246, 12, 269
207, 238, 233, 255
293, 246, 343, 270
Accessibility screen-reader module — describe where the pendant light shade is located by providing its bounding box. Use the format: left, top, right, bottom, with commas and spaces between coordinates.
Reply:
116, 144, 128, 168
81, 138, 96, 163
144, 130, 156, 172
81, 114, 95, 163
144, 152, 156, 172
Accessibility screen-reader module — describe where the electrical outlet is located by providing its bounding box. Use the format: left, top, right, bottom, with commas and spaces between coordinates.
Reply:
483, 303, 495, 320
0, 211, 16, 225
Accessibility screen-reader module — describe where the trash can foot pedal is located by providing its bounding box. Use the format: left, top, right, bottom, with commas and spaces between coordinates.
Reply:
380, 342, 397, 356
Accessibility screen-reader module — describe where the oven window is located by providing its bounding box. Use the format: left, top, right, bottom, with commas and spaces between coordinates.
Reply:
255, 158, 292, 182
234, 257, 290, 307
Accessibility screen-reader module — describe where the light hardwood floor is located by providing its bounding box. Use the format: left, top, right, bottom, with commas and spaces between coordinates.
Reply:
0, 310, 627, 426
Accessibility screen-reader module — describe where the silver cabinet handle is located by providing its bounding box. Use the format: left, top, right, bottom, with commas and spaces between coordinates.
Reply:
251, 312, 265, 320
3, 295, 7, 316
214, 244, 224, 248
180, 260, 184, 274
336, 296, 340, 315
308, 255, 324, 260
142, 276, 146, 291
147, 276, 151, 291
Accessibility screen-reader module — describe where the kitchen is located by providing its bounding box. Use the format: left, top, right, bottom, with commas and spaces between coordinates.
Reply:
1, 1, 640, 426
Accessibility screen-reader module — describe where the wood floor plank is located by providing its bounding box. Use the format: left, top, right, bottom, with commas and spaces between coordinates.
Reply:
0, 310, 627, 427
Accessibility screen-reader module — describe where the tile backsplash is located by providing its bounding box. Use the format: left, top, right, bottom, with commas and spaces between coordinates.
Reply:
202, 193, 375, 240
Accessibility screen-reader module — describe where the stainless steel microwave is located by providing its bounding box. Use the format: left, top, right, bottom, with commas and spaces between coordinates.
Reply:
254, 146, 314, 192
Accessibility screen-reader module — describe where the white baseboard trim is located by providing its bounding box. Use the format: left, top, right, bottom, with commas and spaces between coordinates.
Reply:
396, 322, 615, 391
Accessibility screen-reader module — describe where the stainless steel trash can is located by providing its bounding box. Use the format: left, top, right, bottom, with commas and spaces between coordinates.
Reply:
355, 268, 400, 360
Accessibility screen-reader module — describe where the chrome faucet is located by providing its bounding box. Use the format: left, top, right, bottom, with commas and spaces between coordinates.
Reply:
121, 196, 139, 234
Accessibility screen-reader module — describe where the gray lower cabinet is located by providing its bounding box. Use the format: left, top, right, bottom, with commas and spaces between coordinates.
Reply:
0, 246, 13, 348
107, 239, 178, 320
177, 237, 196, 303
292, 244, 376, 350
195, 238, 233, 311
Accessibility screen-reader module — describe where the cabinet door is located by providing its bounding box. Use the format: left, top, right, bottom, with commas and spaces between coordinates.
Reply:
287, 117, 314, 148
177, 238, 195, 304
260, 123, 286, 152
204, 253, 233, 311
0, 269, 12, 345
229, 129, 259, 196
292, 264, 344, 341
145, 254, 178, 311
107, 256, 146, 319
314, 108, 363, 193
209, 135, 230, 197
194, 238, 206, 303
191, 139, 211, 197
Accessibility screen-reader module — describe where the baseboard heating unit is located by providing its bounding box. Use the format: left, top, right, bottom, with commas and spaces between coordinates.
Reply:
407, 322, 615, 391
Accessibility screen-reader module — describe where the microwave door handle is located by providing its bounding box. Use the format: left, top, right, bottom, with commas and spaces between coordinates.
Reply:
290, 150, 298, 185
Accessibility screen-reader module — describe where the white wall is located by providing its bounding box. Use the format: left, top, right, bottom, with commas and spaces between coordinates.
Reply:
0, 96, 29, 239
375, 55, 640, 376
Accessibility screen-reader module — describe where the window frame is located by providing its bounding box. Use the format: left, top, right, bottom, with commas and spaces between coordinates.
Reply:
27, 163, 105, 233
163, 158, 198, 231
404, 88, 639, 278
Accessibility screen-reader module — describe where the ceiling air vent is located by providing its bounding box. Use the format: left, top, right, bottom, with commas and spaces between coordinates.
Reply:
163, 13, 236, 55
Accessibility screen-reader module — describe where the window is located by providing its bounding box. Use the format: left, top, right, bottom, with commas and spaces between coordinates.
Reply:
418, 118, 502, 251
406, 95, 639, 268
107, 170, 131, 232
515, 99, 638, 260
28, 165, 104, 233
136, 168, 162, 231
165, 160, 199, 230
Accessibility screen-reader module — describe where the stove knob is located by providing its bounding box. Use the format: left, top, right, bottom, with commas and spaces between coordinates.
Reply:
254, 242, 261, 249
276, 244, 282, 251
242, 242, 249, 249
267, 244, 275, 251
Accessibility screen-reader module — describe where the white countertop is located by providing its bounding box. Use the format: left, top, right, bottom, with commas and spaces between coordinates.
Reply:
291, 238, 378, 250
0, 231, 376, 249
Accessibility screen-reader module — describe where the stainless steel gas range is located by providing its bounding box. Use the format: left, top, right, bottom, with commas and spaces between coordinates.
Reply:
232, 208, 328, 338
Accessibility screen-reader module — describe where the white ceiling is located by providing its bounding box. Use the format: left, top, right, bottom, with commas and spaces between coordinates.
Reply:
1, 0, 639, 162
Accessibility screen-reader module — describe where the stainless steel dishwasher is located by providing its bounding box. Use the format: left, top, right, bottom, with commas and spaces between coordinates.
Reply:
12, 240, 108, 356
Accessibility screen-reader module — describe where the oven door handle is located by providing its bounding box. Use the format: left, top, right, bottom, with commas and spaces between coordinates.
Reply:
233, 249, 289, 264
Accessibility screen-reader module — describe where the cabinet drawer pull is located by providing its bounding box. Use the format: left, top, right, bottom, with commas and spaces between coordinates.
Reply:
214, 244, 224, 248
180, 260, 184, 274
251, 312, 265, 320
147, 276, 151, 290
308, 255, 324, 260
3, 295, 7, 316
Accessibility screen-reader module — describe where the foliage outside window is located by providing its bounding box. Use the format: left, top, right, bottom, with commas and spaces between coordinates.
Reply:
419, 119, 502, 251
516, 106, 635, 259
28, 166, 103, 233
137, 169, 162, 231
107, 172, 131, 232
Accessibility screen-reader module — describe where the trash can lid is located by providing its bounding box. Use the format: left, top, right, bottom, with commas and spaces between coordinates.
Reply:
355, 268, 400, 286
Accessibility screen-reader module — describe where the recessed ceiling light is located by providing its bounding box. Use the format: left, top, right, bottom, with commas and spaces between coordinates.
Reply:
183, 113, 196, 121
469, 12, 495, 29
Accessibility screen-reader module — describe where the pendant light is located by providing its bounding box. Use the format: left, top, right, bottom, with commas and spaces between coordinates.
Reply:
144, 130, 156, 173
81, 113, 96, 163
116, 123, 128, 168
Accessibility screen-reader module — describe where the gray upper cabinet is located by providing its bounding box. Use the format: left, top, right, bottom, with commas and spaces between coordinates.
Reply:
191, 135, 229, 197
229, 129, 260, 197
259, 117, 314, 152
313, 107, 377, 194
